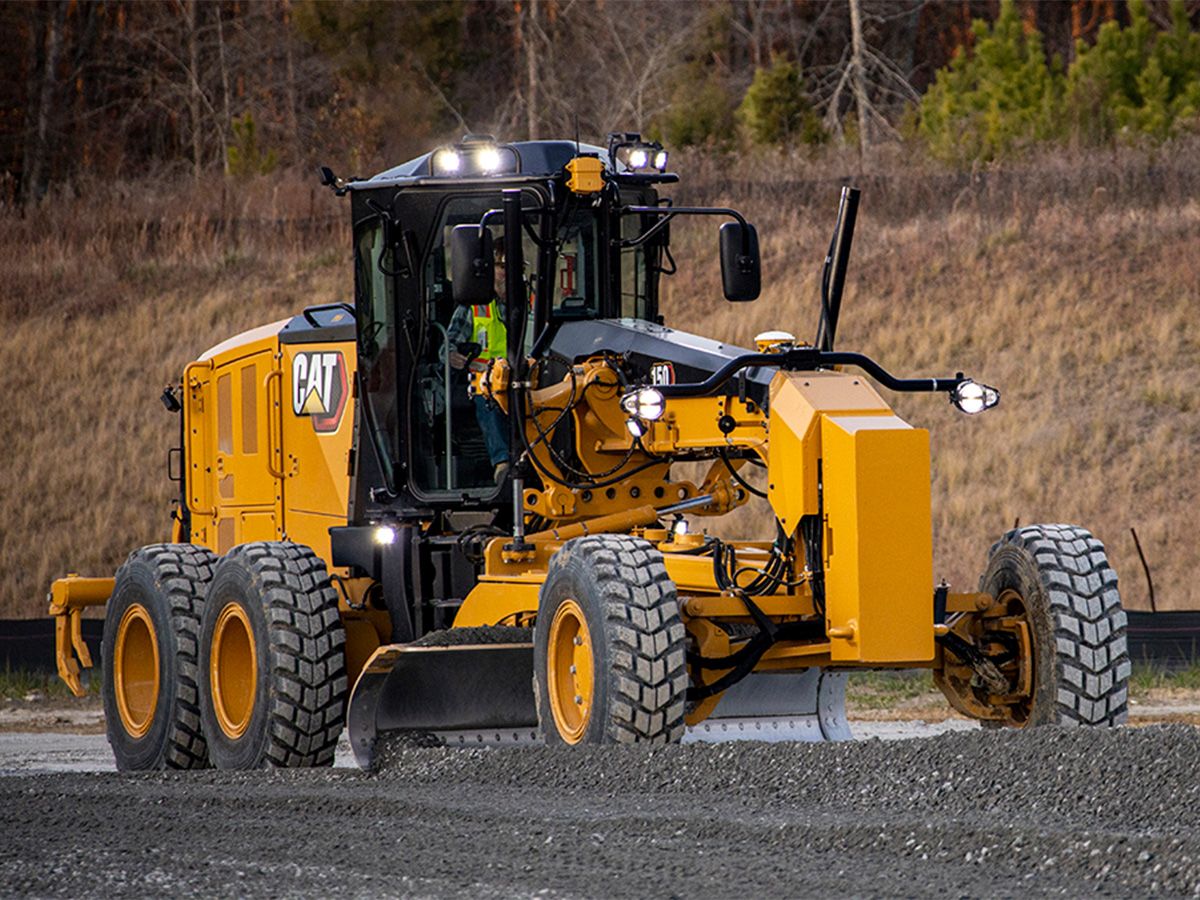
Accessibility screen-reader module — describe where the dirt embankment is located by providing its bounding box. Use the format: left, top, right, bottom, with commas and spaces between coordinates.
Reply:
4, 726, 1200, 897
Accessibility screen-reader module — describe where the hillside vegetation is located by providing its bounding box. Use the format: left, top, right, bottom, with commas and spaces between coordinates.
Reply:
1, 145, 1196, 618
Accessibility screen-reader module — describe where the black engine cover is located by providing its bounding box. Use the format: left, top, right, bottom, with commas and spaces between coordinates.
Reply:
546, 318, 773, 404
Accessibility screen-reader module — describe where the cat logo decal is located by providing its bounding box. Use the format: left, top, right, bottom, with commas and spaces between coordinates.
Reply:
292, 351, 348, 433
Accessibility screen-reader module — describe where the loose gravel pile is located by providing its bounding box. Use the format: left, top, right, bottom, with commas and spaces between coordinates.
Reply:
4, 726, 1200, 897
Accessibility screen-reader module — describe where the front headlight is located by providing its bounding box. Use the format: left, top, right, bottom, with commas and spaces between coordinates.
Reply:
620, 387, 665, 421
951, 379, 1000, 415
477, 146, 502, 173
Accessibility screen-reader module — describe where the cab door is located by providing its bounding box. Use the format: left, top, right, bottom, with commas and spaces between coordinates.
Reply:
185, 349, 283, 554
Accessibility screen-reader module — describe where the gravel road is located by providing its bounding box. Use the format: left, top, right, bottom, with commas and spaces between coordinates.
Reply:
3, 725, 1200, 898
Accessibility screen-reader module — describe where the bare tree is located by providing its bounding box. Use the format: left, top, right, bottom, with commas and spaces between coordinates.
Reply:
21, 1, 66, 202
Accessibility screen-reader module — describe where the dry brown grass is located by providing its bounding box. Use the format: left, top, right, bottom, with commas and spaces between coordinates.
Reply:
1, 147, 1196, 618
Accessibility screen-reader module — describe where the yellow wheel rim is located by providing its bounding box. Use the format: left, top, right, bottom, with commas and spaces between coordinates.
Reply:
211, 602, 257, 740
114, 604, 160, 739
995, 587, 1036, 728
546, 599, 594, 744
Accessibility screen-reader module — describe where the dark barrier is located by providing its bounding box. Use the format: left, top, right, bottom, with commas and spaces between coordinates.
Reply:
1, 611, 1198, 675
1, 619, 104, 674
1127, 611, 1200, 669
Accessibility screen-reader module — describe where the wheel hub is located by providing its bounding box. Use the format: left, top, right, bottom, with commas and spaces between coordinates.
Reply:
935, 587, 1035, 726
211, 602, 257, 739
114, 604, 160, 739
546, 599, 593, 743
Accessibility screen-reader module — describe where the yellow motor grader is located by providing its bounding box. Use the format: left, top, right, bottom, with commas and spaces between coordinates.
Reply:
49, 133, 1130, 770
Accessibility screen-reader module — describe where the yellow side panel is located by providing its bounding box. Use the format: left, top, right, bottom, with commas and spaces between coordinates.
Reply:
285, 510, 344, 569
821, 414, 934, 663
766, 372, 892, 536
280, 341, 356, 567
241, 511, 278, 543
455, 579, 542, 627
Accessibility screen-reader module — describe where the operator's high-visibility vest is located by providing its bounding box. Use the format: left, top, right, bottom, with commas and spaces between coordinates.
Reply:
472, 300, 507, 360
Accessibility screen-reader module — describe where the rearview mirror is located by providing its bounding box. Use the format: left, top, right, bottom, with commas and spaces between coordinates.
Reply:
450, 226, 494, 305
719, 222, 760, 302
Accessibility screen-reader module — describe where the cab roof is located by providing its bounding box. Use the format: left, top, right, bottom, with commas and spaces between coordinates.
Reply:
363, 140, 608, 187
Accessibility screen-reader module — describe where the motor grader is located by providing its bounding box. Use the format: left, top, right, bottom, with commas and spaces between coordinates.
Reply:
49, 133, 1130, 770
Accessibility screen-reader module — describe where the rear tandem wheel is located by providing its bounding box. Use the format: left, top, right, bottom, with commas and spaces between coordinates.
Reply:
198, 542, 348, 768
102, 543, 216, 771
534, 535, 689, 745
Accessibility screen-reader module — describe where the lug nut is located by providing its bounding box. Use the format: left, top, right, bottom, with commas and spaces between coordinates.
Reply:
574, 695, 583, 705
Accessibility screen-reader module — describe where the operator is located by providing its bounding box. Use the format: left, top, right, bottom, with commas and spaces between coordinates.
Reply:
447, 243, 513, 484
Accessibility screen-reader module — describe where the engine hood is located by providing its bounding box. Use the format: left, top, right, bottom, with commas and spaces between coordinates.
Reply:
546, 318, 774, 404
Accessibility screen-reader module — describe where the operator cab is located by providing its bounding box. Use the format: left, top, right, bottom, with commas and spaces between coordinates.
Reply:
345, 137, 670, 515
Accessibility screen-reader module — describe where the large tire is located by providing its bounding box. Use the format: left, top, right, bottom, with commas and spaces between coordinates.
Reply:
534, 535, 688, 745
198, 542, 347, 768
102, 543, 216, 771
982, 524, 1130, 726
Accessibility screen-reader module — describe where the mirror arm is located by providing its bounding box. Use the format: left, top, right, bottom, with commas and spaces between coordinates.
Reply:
617, 205, 751, 250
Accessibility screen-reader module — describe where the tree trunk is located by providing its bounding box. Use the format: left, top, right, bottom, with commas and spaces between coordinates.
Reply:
216, 1, 231, 175
525, 0, 539, 140
186, 0, 202, 180
282, 0, 301, 164
848, 0, 870, 163
22, 0, 66, 203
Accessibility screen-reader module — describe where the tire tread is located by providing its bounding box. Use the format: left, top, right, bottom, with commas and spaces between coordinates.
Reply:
993, 524, 1130, 726
112, 542, 216, 769
557, 535, 688, 745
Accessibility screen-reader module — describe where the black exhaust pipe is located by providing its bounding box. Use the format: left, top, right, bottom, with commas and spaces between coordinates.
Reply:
815, 186, 860, 353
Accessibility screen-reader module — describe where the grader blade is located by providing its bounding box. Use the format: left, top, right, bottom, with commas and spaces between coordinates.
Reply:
685, 670, 852, 744
347, 642, 538, 768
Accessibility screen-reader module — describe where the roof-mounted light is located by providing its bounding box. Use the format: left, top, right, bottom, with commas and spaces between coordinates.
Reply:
431, 138, 518, 178
608, 132, 669, 173
433, 149, 461, 175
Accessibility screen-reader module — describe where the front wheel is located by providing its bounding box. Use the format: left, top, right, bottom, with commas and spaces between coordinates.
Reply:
534, 535, 688, 745
937, 524, 1130, 727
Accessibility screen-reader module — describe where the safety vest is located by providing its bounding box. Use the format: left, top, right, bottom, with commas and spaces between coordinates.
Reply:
472, 300, 507, 360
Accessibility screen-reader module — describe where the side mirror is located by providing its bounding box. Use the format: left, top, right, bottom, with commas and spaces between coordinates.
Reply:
719, 222, 760, 302
450, 226, 494, 305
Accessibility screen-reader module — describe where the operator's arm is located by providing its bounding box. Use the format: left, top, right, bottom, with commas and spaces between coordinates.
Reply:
445, 304, 473, 369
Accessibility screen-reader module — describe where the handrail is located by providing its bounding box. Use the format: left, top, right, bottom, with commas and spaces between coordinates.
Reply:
430, 322, 456, 490
654, 348, 967, 399
263, 369, 285, 479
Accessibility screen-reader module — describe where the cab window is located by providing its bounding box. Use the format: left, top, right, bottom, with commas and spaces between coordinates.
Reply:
411, 195, 537, 496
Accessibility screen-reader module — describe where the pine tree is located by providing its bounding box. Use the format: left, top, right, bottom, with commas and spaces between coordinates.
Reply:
917, 0, 1062, 163
1065, 0, 1200, 144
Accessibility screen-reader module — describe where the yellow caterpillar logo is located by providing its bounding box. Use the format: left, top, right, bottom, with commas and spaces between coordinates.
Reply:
292, 351, 347, 433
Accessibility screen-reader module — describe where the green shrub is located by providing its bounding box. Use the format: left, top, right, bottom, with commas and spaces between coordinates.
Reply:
736, 59, 825, 150
658, 69, 738, 150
